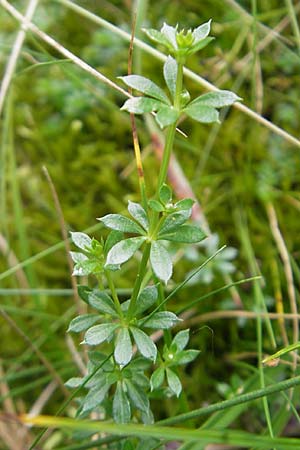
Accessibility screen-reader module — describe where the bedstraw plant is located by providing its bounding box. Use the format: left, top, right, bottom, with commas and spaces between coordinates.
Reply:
67, 20, 240, 446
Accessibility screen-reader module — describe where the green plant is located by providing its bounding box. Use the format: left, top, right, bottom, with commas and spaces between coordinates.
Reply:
67, 20, 240, 447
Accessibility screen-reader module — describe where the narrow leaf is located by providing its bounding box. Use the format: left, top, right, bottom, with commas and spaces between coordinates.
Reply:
68, 314, 99, 333
172, 329, 190, 351
128, 201, 149, 231
113, 382, 131, 423
84, 323, 118, 346
150, 367, 165, 391
106, 237, 146, 266
136, 285, 158, 314
184, 104, 219, 123
70, 232, 92, 250
125, 379, 150, 413
150, 241, 172, 284
120, 75, 169, 103
130, 327, 157, 361
159, 184, 172, 205
159, 225, 206, 243
88, 290, 117, 316
155, 106, 179, 129
175, 349, 200, 365
161, 23, 178, 50
163, 56, 177, 98
65, 377, 83, 388
142, 28, 171, 48
189, 90, 241, 108
175, 198, 195, 210
142, 311, 181, 329
114, 327, 133, 366
148, 199, 165, 212
262, 342, 300, 365
82, 383, 110, 413
166, 368, 182, 397
159, 209, 191, 234
104, 230, 124, 255
121, 97, 163, 114
192, 19, 211, 43
99, 214, 144, 234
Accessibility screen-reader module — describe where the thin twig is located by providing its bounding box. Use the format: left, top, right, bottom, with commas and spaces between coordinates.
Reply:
0, 0, 39, 116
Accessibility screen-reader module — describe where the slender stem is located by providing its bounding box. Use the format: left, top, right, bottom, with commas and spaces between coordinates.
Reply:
127, 242, 151, 320
105, 270, 123, 319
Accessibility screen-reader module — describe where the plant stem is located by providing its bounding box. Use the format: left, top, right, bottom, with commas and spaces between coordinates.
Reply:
127, 242, 151, 320
105, 270, 123, 319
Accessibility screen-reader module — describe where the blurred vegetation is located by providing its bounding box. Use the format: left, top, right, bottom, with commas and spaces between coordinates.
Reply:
0, 0, 300, 448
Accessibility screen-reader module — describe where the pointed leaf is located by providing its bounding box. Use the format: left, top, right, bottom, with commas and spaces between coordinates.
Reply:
114, 327, 133, 366
163, 56, 177, 98
172, 329, 190, 351
65, 377, 84, 388
141, 311, 181, 329
150, 367, 165, 391
113, 382, 131, 423
125, 379, 150, 412
155, 105, 179, 129
175, 198, 195, 210
88, 290, 117, 316
68, 314, 99, 333
166, 368, 182, 397
70, 232, 92, 251
130, 327, 157, 361
128, 201, 149, 231
84, 323, 118, 346
184, 104, 219, 123
136, 285, 158, 315
188, 36, 214, 54
192, 19, 211, 43
159, 224, 206, 243
159, 184, 172, 205
104, 230, 124, 255
106, 237, 146, 266
161, 23, 178, 50
159, 209, 191, 234
148, 199, 165, 212
82, 383, 110, 413
190, 90, 241, 108
70, 251, 87, 264
143, 28, 171, 49
121, 97, 163, 114
99, 214, 144, 234
150, 241, 172, 284
175, 349, 200, 365
120, 75, 169, 103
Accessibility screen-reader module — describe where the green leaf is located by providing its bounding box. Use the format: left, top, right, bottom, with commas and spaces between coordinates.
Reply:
192, 19, 211, 44
150, 241, 172, 284
188, 36, 214, 54
120, 75, 170, 103
141, 311, 181, 329
136, 285, 158, 315
104, 230, 124, 255
175, 198, 195, 210
166, 368, 182, 397
84, 323, 118, 346
161, 23, 178, 50
121, 97, 163, 114
128, 201, 149, 231
184, 104, 219, 123
163, 56, 177, 98
88, 290, 117, 316
106, 237, 146, 266
113, 382, 131, 423
67, 314, 99, 333
262, 341, 300, 365
70, 232, 92, 250
172, 329, 190, 351
159, 209, 191, 234
82, 383, 110, 413
125, 379, 150, 413
99, 214, 144, 234
130, 327, 157, 361
142, 28, 171, 49
155, 106, 179, 129
77, 285, 91, 303
175, 349, 200, 365
189, 90, 241, 108
150, 367, 165, 391
65, 377, 83, 388
114, 327, 133, 366
159, 184, 172, 205
148, 199, 165, 212
128, 357, 152, 372
70, 251, 86, 264
71, 257, 104, 277
159, 224, 206, 243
